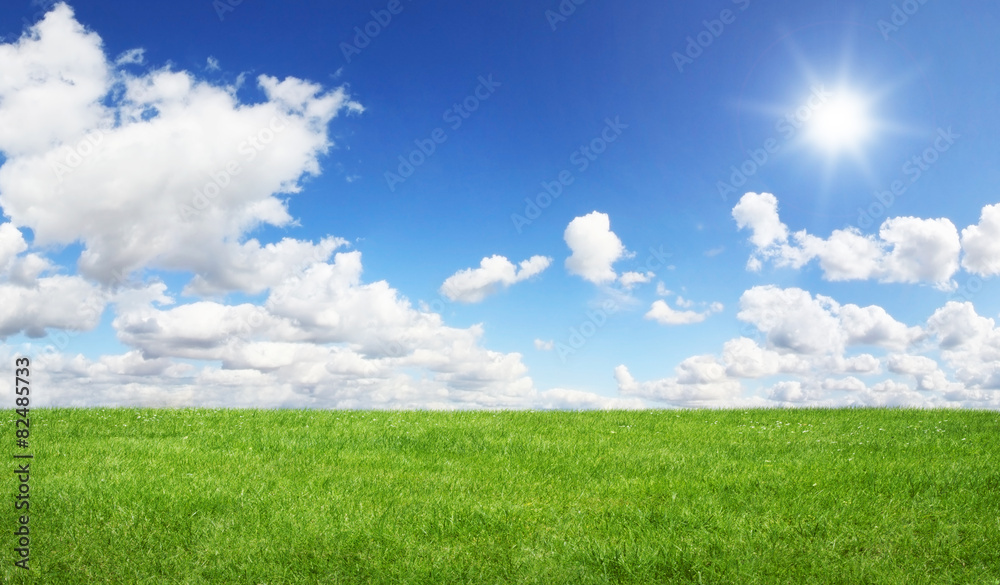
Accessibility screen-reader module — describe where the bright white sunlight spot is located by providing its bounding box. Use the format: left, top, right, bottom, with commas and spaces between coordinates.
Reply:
805, 90, 872, 153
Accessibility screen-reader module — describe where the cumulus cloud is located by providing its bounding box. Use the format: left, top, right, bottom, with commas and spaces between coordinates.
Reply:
961, 203, 1000, 276
732, 192, 787, 249
0, 3, 109, 157
840, 353, 882, 375
737, 286, 845, 355
440, 254, 551, 303
564, 211, 627, 284
838, 303, 926, 350
0, 223, 28, 273
95, 249, 662, 409
614, 360, 744, 406
886, 354, 958, 392
768, 381, 807, 403
0, 3, 363, 291
721, 337, 808, 378
620, 283, 1000, 408
0, 220, 111, 339
878, 217, 962, 285
927, 301, 1000, 389
183, 237, 349, 296
737, 285, 923, 356
733, 192, 962, 288
0, 275, 108, 338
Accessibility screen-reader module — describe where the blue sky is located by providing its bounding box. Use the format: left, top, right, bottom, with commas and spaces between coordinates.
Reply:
1, 0, 999, 408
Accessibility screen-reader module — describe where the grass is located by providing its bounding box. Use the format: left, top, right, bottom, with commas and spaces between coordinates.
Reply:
3, 407, 999, 584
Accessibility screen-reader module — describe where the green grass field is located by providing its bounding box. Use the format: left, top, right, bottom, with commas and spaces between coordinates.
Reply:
3, 408, 998, 584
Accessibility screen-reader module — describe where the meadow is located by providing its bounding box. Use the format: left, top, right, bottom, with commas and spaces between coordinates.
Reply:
2, 407, 998, 584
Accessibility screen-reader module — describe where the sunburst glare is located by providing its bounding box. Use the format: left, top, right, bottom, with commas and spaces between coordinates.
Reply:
805, 89, 872, 154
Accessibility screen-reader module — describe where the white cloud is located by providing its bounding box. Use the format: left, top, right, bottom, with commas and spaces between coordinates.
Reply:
821, 376, 867, 393
440, 254, 551, 303
99, 250, 581, 408
737, 286, 845, 355
5, 342, 644, 409
534, 388, 646, 410
796, 228, 884, 279
0, 220, 112, 339
768, 381, 807, 402
961, 203, 1000, 276
927, 301, 1000, 389
840, 354, 882, 375
886, 354, 958, 391
183, 237, 348, 296
114, 48, 144, 66
737, 285, 923, 356
645, 298, 722, 326
534, 339, 554, 351
564, 211, 626, 284
0, 3, 109, 157
618, 271, 654, 289
721, 337, 808, 378
614, 361, 743, 406
838, 303, 926, 350
0, 275, 108, 338
0, 5, 363, 291
733, 192, 962, 287
732, 192, 787, 249
877, 217, 961, 286
620, 283, 1000, 408
0, 223, 28, 273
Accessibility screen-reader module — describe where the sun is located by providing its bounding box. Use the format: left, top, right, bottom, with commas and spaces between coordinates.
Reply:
805, 90, 872, 153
